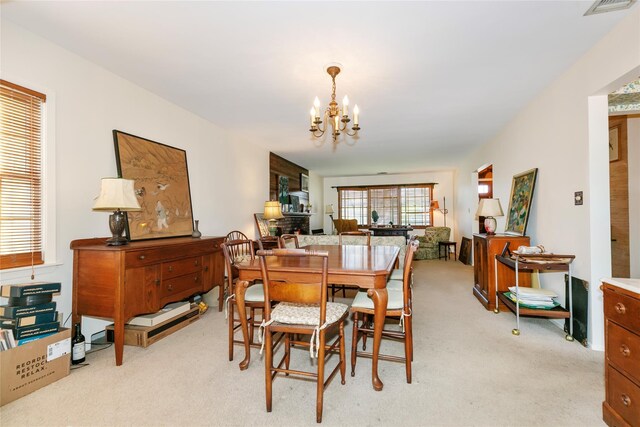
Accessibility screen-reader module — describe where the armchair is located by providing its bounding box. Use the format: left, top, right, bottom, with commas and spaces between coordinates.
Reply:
415, 227, 451, 260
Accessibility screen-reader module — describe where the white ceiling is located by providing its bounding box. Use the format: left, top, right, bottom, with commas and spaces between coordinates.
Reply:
1, 1, 634, 176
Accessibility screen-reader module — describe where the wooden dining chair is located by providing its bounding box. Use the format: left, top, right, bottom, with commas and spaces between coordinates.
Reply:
221, 231, 250, 311
350, 238, 419, 384
387, 235, 418, 291
278, 234, 299, 249
257, 248, 348, 423
221, 239, 265, 365
331, 231, 372, 300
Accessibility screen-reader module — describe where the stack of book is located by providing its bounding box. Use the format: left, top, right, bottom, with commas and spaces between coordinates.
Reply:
0, 282, 61, 349
504, 286, 560, 310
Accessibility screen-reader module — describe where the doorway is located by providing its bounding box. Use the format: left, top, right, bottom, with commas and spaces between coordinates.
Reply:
477, 165, 493, 233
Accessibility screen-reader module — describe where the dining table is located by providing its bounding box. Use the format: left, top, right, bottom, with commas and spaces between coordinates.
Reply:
234, 244, 400, 391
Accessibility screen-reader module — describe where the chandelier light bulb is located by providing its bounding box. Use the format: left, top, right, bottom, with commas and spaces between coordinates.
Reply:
310, 107, 315, 126
342, 95, 349, 116
313, 96, 321, 117
353, 104, 360, 125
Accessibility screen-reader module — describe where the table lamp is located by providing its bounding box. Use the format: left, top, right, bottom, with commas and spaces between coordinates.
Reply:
475, 198, 504, 235
263, 201, 284, 236
93, 178, 141, 245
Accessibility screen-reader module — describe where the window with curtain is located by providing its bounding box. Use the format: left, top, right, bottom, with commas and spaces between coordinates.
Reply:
0, 80, 45, 270
337, 184, 433, 228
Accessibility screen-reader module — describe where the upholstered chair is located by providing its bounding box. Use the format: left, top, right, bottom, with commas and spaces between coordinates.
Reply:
415, 226, 451, 260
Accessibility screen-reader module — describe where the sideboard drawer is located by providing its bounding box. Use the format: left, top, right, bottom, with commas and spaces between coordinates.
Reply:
162, 256, 201, 279
605, 289, 640, 332
162, 272, 202, 301
607, 321, 640, 384
607, 366, 640, 426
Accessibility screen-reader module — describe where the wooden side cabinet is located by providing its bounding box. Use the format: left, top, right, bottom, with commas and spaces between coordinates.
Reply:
71, 236, 224, 366
602, 279, 640, 427
473, 234, 530, 311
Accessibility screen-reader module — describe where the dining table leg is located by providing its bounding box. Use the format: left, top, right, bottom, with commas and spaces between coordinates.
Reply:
235, 280, 251, 371
367, 287, 388, 391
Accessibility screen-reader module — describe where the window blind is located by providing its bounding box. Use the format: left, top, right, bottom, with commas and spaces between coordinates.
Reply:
0, 80, 45, 270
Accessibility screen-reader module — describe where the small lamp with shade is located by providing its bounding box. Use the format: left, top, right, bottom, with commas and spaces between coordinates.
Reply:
475, 198, 504, 235
263, 201, 284, 236
93, 178, 141, 246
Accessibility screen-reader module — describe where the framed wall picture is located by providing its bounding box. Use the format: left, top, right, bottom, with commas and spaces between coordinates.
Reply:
113, 130, 194, 241
459, 237, 472, 265
278, 175, 289, 206
504, 168, 538, 236
609, 126, 619, 162
300, 173, 309, 192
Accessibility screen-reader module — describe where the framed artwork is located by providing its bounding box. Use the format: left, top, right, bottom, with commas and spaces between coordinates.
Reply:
504, 168, 538, 236
609, 126, 619, 162
300, 173, 309, 192
289, 194, 300, 212
459, 237, 472, 265
278, 175, 289, 206
113, 130, 194, 241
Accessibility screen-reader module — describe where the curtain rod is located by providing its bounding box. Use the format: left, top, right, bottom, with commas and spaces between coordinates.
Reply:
331, 183, 438, 189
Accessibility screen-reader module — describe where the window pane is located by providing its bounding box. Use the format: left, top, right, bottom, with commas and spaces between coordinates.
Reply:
401, 186, 432, 226
339, 189, 368, 225
0, 80, 44, 269
369, 187, 398, 225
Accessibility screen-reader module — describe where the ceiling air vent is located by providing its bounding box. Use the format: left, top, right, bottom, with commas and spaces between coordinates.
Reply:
584, 0, 636, 15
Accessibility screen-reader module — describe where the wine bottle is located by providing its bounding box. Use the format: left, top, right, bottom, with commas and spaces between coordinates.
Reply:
71, 322, 86, 364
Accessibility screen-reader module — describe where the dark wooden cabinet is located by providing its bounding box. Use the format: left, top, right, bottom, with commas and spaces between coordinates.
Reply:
473, 234, 530, 311
71, 236, 224, 365
603, 280, 640, 427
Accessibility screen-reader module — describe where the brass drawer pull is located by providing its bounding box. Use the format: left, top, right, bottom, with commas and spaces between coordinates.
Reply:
138, 255, 146, 260
168, 284, 173, 291
621, 394, 631, 407
615, 302, 626, 314
204, 266, 209, 272
620, 344, 631, 357
155, 279, 160, 286
194, 276, 199, 282
168, 266, 173, 272
195, 260, 199, 266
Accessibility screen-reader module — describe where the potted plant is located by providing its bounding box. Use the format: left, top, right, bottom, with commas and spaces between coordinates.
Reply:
371, 210, 379, 225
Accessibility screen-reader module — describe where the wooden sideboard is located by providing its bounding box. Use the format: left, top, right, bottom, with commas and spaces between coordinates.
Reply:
602, 279, 640, 427
473, 234, 531, 311
71, 236, 224, 365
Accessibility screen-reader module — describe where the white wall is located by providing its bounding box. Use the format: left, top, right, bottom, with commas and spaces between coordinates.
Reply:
0, 21, 269, 339
456, 9, 640, 350
323, 170, 456, 238
629, 117, 640, 277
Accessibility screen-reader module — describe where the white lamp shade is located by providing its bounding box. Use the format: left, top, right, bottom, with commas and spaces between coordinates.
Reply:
93, 178, 141, 211
476, 198, 504, 218
263, 201, 284, 220
325, 204, 334, 215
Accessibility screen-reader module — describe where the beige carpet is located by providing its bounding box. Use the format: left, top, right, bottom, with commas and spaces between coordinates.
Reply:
0, 260, 605, 426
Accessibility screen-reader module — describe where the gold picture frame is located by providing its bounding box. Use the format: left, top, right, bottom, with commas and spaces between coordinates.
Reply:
504, 168, 538, 236
113, 130, 194, 241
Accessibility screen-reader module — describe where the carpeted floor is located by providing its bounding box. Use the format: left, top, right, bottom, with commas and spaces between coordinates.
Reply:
0, 259, 606, 426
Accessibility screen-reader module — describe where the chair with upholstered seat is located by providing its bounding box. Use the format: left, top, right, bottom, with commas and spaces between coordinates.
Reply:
220, 231, 251, 311
221, 239, 265, 365
350, 239, 419, 383
257, 248, 348, 423
388, 235, 418, 291
415, 226, 451, 260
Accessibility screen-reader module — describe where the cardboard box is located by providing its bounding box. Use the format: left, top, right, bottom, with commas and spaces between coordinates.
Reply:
105, 306, 200, 348
0, 328, 71, 406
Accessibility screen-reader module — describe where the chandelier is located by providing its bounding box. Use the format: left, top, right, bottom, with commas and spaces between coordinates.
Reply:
309, 65, 360, 143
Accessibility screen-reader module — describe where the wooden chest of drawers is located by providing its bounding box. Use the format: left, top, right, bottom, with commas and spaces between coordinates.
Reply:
71, 236, 224, 366
603, 279, 640, 427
